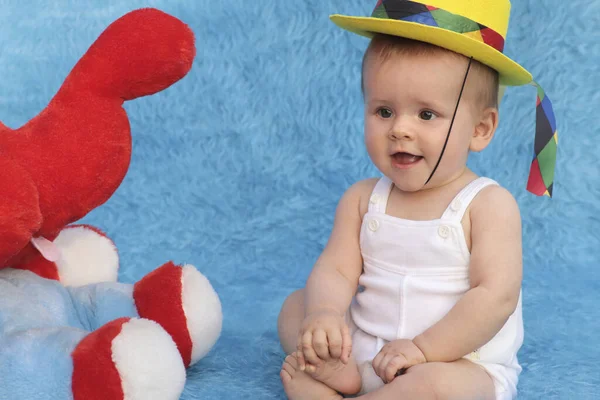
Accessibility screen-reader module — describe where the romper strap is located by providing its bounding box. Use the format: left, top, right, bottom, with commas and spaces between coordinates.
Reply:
368, 176, 394, 213
440, 177, 499, 222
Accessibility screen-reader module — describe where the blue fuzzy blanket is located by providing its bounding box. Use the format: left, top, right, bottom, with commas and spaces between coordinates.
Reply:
0, 0, 597, 399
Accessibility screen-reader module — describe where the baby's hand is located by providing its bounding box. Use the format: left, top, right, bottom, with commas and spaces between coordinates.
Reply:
296, 309, 352, 371
372, 339, 426, 383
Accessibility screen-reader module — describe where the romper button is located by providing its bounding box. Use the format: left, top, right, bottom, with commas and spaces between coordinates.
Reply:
450, 199, 461, 211
368, 219, 380, 231
438, 225, 450, 238
370, 194, 380, 204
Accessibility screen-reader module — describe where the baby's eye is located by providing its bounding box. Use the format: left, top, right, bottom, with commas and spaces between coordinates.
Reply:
377, 108, 393, 119
419, 110, 436, 121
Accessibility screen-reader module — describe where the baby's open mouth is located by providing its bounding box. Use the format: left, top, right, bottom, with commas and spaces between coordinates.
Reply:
392, 152, 423, 165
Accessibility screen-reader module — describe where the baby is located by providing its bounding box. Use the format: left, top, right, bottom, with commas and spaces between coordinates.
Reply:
278, 1, 556, 400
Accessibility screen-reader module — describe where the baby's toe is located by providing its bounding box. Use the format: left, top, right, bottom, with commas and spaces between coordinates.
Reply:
280, 368, 292, 383
281, 354, 299, 383
279, 363, 294, 383
286, 353, 299, 368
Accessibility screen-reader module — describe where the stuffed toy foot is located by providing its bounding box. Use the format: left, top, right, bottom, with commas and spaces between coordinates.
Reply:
72, 317, 186, 400
134, 262, 223, 367
0, 262, 221, 399
13, 224, 119, 286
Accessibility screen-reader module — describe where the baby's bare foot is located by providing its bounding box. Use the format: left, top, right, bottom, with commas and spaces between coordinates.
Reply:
280, 353, 343, 400
304, 355, 362, 395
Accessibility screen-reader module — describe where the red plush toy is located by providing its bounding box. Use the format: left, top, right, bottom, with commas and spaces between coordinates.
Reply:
0, 8, 222, 400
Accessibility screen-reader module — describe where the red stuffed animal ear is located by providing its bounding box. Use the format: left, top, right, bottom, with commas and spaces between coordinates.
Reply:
63, 7, 196, 101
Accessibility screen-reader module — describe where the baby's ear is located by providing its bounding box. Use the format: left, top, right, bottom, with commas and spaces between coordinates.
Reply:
469, 107, 498, 152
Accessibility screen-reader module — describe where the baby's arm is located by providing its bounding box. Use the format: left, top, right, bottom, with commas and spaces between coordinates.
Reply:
413, 185, 522, 362
298, 180, 369, 366
305, 180, 366, 315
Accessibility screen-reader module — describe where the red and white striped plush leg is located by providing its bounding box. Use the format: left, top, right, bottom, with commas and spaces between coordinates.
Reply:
53, 225, 119, 286
134, 262, 222, 367
71, 317, 185, 400
15, 224, 119, 286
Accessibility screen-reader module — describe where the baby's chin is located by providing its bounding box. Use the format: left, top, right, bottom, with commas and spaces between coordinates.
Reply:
391, 173, 454, 194
388, 178, 427, 193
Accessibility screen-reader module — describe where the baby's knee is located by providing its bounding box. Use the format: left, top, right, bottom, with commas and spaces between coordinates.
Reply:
278, 289, 304, 323
277, 289, 305, 352
400, 364, 442, 399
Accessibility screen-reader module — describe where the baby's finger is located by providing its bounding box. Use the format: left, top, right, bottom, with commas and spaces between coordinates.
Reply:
301, 331, 321, 366
327, 329, 343, 360
313, 330, 330, 361
340, 323, 352, 363
377, 353, 396, 383
295, 333, 306, 370
299, 331, 314, 370
371, 350, 385, 377
296, 350, 306, 371
385, 355, 407, 383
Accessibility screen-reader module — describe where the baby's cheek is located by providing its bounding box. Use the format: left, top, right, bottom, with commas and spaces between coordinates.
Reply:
363, 131, 380, 154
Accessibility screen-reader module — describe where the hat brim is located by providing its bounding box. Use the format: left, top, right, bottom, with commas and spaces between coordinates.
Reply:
330, 15, 532, 87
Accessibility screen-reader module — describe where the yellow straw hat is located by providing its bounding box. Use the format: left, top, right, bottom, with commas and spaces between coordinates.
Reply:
331, 0, 530, 86
330, 0, 558, 197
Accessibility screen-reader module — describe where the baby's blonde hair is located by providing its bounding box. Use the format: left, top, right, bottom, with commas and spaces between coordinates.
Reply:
361, 34, 500, 109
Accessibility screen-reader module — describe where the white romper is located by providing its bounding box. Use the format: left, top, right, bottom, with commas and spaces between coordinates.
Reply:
347, 176, 523, 399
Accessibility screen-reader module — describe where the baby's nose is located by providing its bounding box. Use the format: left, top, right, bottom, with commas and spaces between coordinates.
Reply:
389, 129, 413, 140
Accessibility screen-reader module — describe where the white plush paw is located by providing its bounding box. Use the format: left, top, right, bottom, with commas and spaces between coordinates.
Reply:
181, 264, 223, 365
112, 318, 186, 400
54, 225, 119, 286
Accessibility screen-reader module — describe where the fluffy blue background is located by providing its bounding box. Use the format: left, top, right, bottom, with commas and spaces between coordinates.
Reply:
0, 0, 598, 398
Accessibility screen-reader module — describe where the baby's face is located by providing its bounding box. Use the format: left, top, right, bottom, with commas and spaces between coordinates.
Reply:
363, 51, 485, 193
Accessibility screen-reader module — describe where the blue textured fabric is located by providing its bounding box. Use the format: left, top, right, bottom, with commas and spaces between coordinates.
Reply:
0, 1, 597, 399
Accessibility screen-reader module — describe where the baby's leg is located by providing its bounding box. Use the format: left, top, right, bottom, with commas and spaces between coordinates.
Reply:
357, 359, 495, 400
278, 289, 362, 396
